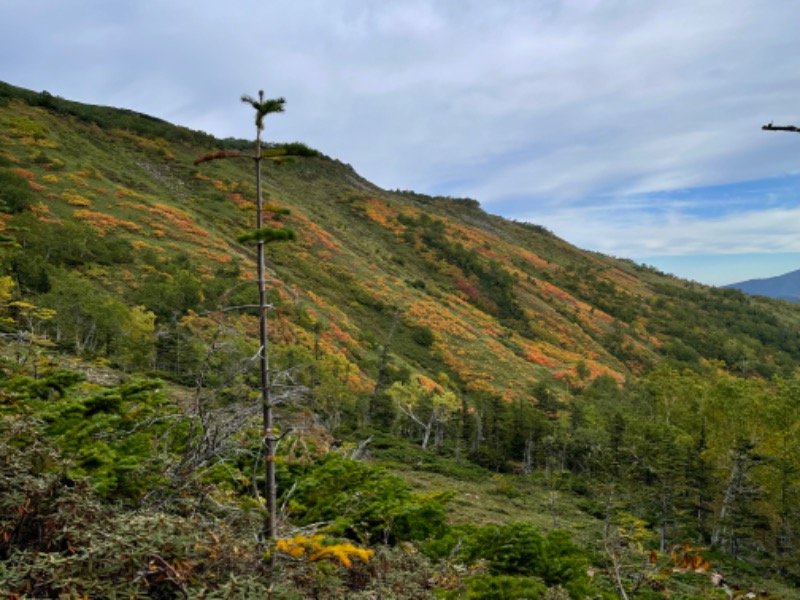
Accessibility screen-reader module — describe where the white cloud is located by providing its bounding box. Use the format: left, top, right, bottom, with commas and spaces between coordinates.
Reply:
3, 0, 800, 276
522, 201, 800, 259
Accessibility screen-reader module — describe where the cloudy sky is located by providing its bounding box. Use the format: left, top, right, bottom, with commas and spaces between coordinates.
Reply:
3, 1, 800, 286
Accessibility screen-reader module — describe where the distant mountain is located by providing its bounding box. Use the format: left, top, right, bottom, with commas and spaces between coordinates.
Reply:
725, 268, 800, 302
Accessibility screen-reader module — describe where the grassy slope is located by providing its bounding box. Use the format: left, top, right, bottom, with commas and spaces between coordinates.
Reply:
3, 87, 799, 398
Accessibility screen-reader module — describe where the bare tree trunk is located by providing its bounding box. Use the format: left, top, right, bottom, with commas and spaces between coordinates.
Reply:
471, 411, 483, 454
420, 417, 433, 450
254, 108, 277, 550
604, 518, 630, 600
659, 492, 668, 553
523, 437, 534, 475
711, 450, 747, 549
434, 418, 445, 449
399, 405, 435, 450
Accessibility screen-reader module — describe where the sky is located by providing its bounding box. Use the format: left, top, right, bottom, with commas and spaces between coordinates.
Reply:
3, 1, 800, 286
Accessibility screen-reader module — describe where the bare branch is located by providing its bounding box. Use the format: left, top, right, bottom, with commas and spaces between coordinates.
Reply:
215, 304, 273, 313
193, 149, 253, 165
762, 123, 800, 133
270, 386, 310, 406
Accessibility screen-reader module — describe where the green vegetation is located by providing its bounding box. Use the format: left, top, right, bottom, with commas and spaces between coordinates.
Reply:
1, 80, 800, 597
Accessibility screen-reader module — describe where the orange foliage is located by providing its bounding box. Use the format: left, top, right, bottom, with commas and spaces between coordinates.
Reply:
306, 290, 330, 310
448, 222, 506, 259
12, 168, 35, 181
131, 240, 154, 251
600, 267, 653, 298
416, 374, 444, 394
438, 346, 503, 398
194, 248, 233, 264
464, 376, 496, 393
72, 210, 142, 236
522, 346, 558, 368
363, 198, 402, 232
115, 187, 144, 199
480, 246, 505, 261
671, 545, 712, 573
115, 201, 147, 211
296, 216, 341, 255
407, 299, 476, 341
347, 370, 373, 394
147, 203, 209, 240
227, 193, 255, 210
326, 322, 357, 347
478, 324, 503, 339
538, 280, 582, 307
516, 248, 557, 271
589, 364, 625, 383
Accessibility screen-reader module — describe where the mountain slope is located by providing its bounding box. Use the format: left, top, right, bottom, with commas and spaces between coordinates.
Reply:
726, 267, 800, 302
3, 80, 800, 392
3, 81, 800, 597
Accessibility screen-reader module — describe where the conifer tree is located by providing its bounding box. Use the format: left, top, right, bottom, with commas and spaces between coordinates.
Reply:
240, 90, 291, 548
196, 91, 294, 552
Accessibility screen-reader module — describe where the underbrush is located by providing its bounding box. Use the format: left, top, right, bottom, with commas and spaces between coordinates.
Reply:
0, 362, 791, 599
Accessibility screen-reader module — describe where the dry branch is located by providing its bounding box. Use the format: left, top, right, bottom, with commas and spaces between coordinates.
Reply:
762, 123, 800, 133
193, 150, 252, 165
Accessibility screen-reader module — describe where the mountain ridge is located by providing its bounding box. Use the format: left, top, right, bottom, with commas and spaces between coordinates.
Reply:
725, 267, 800, 302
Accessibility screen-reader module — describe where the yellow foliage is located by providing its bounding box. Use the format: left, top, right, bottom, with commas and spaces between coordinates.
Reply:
0, 276, 14, 306
9, 301, 56, 322
61, 192, 92, 207
66, 172, 88, 186
275, 534, 374, 568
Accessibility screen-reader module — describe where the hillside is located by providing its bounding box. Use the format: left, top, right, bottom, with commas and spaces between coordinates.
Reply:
2, 81, 800, 598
